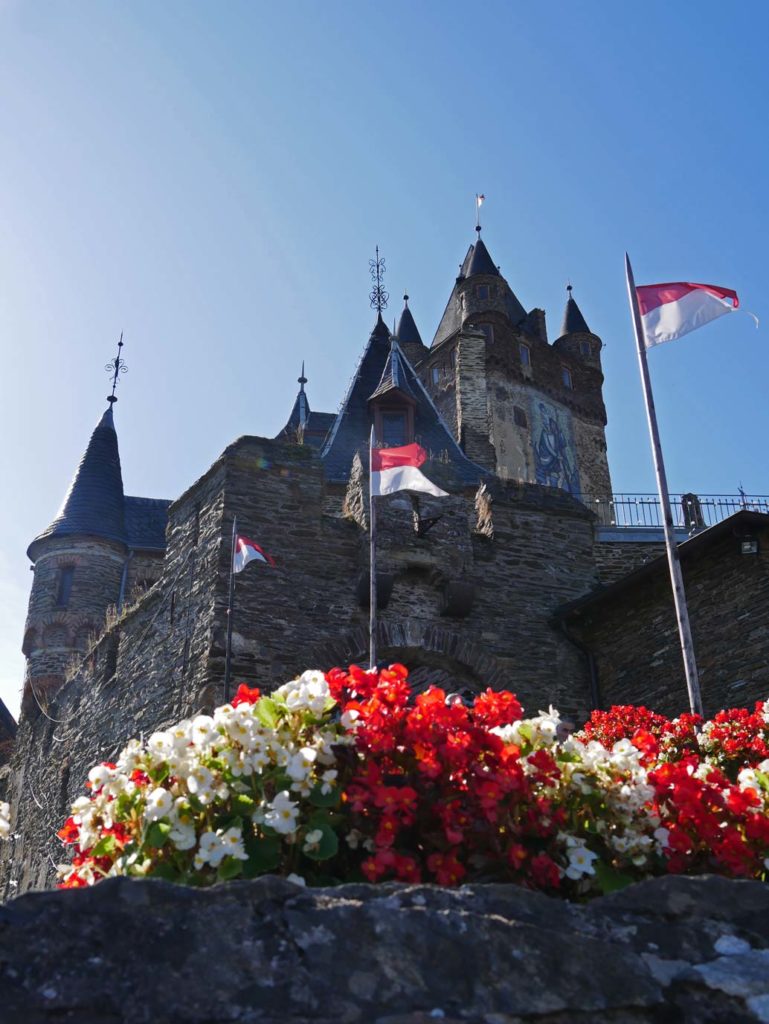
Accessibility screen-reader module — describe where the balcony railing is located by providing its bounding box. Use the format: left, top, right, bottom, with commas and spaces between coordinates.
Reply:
578, 493, 769, 530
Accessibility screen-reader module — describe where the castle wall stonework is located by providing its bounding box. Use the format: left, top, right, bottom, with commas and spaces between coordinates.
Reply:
3, 436, 600, 894
570, 523, 769, 716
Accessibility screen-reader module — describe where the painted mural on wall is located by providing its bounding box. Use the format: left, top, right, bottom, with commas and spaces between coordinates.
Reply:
531, 397, 580, 495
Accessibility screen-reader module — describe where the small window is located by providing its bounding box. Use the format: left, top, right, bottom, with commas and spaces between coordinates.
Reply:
56, 567, 75, 607
381, 412, 408, 447
478, 323, 494, 343
450, 349, 456, 367
580, 340, 592, 358
562, 366, 573, 389
519, 343, 531, 367
476, 284, 489, 300
431, 367, 440, 385
513, 406, 528, 428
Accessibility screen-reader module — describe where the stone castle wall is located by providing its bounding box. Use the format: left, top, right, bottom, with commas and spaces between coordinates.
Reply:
3, 435, 600, 894
570, 523, 769, 716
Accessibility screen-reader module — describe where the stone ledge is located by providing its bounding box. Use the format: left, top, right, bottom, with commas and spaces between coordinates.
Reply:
2, 875, 769, 1022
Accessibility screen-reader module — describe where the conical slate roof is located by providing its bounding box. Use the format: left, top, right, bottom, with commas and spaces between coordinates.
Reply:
561, 289, 591, 335
432, 238, 527, 348
322, 319, 487, 487
465, 236, 500, 278
277, 367, 335, 450
28, 406, 127, 559
369, 340, 417, 402
395, 297, 423, 347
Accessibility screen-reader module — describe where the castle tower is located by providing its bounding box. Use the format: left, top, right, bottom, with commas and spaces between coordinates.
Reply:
421, 230, 612, 500
22, 405, 129, 709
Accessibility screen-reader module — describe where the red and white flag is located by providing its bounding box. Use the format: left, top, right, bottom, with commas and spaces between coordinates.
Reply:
371, 443, 448, 498
233, 535, 275, 573
636, 281, 740, 348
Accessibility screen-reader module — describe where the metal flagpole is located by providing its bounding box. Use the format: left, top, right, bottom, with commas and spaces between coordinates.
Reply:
625, 254, 704, 718
224, 515, 237, 704
369, 427, 377, 670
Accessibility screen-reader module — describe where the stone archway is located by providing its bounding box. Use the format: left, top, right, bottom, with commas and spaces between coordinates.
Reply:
304, 619, 508, 699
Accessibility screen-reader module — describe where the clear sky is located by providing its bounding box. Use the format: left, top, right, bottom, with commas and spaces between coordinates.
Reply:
1, 1, 767, 718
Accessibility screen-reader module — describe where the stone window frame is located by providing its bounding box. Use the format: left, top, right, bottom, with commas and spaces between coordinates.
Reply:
513, 405, 528, 429
519, 343, 531, 368
475, 284, 496, 301
431, 366, 440, 385
561, 366, 574, 390
55, 566, 75, 608
579, 340, 592, 358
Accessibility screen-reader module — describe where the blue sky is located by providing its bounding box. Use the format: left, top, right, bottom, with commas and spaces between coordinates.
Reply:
1, 1, 767, 717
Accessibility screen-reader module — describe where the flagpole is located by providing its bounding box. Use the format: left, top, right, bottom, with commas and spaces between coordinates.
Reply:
369, 427, 377, 670
625, 254, 704, 718
224, 515, 237, 704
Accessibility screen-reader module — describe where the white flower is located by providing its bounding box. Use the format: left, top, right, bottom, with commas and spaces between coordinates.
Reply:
169, 822, 197, 850
303, 828, 323, 853
219, 825, 248, 862
187, 765, 214, 795
564, 846, 599, 880
147, 731, 174, 763
286, 747, 318, 782
191, 715, 219, 750
144, 787, 174, 822
320, 769, 338, 795
340, 708, 360, 731
264, 790, 300, 835
653, 826, 670, 849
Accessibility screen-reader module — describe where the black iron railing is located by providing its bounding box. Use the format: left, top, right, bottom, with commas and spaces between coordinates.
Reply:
579, 493, 769, 530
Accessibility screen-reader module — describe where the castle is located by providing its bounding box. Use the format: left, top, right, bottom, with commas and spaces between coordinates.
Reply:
4, 226, 769, 894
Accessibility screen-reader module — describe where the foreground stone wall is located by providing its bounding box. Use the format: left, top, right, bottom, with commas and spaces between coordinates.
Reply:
2, 875, 769, 1022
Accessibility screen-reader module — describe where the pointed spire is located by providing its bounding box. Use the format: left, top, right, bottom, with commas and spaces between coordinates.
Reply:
28, 405, 127, 559
465, 237, 500, 278
561, 284, 591, 335
395, 294, 424, 347
369, 340, 416, 402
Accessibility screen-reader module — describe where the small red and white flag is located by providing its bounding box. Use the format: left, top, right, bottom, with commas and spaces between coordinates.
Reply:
636, 281, 741, 348
371, 443, 448, 498
233, 535, 275, 573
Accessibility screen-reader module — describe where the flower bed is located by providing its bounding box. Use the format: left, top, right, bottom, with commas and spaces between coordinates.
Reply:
51, 666, 769, 896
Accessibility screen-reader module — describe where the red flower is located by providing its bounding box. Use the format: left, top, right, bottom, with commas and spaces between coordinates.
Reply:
232, 684, 261, 707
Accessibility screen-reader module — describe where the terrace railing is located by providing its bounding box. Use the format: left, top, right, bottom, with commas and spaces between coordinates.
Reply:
578, 493, 769, 530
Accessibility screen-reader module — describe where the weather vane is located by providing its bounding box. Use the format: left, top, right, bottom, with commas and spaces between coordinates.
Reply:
369, 246, 389, 313
105, 331, 128, 405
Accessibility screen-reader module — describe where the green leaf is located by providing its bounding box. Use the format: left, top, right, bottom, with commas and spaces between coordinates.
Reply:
593, 860, 635, 895
91, 834, 118, 858
145, 821, 172, 849
254, 697, 279, 730
308, 784, 340, 808
232, 794, 256, 816
148, 763, 170, 785
303, 823, 339, 862
243, 833, 282, 877
148, 861, 180, 882
217, 856, 245, 882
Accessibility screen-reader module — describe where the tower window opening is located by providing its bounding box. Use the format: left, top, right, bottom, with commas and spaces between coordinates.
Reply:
56, 567, 75, 608
513, 405, 528, 428
381, 411, 408, 447
478, 323, 494, 343
562, 366, 573, 390
519, 343, 531, 367
450, 349, 456, 367
476, 285, 489, 300
580, 340, 592, 358
431, 367, 440, 385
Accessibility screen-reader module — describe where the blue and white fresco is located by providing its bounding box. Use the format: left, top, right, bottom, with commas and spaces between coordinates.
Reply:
531, 398, 580, 495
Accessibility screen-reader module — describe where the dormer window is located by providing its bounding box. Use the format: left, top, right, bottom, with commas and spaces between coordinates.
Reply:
520, 343, 531, 367
373, 404, 415, 447
561, 366, 573, 389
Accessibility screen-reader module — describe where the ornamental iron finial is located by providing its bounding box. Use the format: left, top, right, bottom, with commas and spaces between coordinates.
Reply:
105, 331, 127, 405
369, 246, 389, 313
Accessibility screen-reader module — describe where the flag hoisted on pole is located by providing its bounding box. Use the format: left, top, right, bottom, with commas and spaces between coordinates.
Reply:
224, 518, 275, 704
368, 437, 449, 669
624, 255, 752, 718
